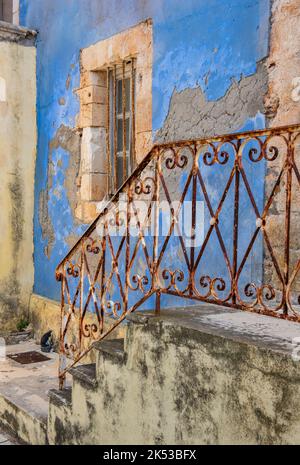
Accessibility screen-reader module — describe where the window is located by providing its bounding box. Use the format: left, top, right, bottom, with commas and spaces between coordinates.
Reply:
107, 59, 136, 193
75, 20, 152, 223
0, 0, 13, 23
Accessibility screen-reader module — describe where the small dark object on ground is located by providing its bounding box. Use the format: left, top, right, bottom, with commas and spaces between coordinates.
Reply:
7, 351, 51, 365
41, 330, 54, 353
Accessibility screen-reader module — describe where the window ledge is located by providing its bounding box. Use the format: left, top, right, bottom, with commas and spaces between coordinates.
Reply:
0, 20, 37, 42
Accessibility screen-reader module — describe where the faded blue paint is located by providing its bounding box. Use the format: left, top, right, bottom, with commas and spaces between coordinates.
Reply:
19, 0, 270, 303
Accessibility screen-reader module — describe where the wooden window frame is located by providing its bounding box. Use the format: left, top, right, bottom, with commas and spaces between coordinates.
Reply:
0, 0, 17, 24
107, 59, 136, 193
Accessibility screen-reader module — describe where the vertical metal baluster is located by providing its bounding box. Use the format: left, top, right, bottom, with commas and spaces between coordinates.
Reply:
190, 145, 197, 296
122, 60, 126, 184
79, 242, 84, 352
59, 269, 66, 390
106, 68, 111, 195
113, 65, 117, 191
232, 140, 241, 305
131, 58, 136, 169
125, 185, 131, 314
100, 234, 106, 334
284, 134, 293, 314
153, 150, 161, 315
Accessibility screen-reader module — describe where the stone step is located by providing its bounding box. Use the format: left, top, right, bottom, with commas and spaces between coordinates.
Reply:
94, 338, 125, 366
0, 389, 48, 445
0, 330, 32, 346
48, 387, 72, 408
47, 304, 300, 445
69, 363, 97, 389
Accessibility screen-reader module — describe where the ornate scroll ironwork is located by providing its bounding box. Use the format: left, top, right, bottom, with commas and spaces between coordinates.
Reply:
56, 124, 300, 388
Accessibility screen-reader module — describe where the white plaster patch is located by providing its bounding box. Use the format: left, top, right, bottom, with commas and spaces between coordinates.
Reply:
291, 77, 300, 102
81, 127, 106, 173
13, 0, 20, 25
292, 336, 300, 361
0, 77, 6, 102
0, 337, 5, 361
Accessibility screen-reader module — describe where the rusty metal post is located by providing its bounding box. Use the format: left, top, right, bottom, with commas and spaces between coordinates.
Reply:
122, 60, 127, 184
232, 141, 241, 305
155, 291, 161, 316
79, 242, 84, 351
100, 234, 106, 334
153, 151, 161, 315
125, 185, 131, 313
58, 269, 66, 390
189, 145, 197, 295
106, 67, 111, 195
284, 137, 293, 313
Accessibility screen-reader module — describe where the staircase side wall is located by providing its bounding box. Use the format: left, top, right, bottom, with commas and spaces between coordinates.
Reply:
48, 315, 300, 445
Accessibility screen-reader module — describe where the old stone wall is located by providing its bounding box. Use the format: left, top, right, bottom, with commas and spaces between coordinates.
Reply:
48, 307, 300, 445
264, 0, 300, 295
0, 24, 36, 331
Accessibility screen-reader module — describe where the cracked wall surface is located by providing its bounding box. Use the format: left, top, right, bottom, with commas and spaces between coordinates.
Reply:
19, 0, 271, 303
0, 36, 36, 331
38, 124, 81, 258
263, 0, 300, 293
156, 61, 268, 143
48, 309, 300, 445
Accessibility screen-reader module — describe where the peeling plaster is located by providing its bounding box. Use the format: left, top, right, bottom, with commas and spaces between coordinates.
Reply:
156, 61, 268, 143
38, 125, 81, 258
0, 39, 36, 330
20, 0, 271, 302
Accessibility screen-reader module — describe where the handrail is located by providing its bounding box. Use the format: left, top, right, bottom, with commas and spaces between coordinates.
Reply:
56, 123, 300, 388
55, 122, 300, 275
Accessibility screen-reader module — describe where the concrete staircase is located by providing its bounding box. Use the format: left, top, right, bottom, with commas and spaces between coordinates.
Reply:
47, 305, 300, 445
0, 340, 57, 444
48, 338, 126, 445
2, 305, 300, 444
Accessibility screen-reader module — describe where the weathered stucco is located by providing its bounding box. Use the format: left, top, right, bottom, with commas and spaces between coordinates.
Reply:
18, 0, 271, 302
264, 0, 300, 292
0, 1, 300, 447
13, 0, 299, 345
38, 124, 81, 258
156, 61, 268, 142
48, 306, 300, 445
0, 32, 36, 331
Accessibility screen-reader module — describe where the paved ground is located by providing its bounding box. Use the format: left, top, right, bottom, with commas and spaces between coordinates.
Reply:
0, 340, 60, 424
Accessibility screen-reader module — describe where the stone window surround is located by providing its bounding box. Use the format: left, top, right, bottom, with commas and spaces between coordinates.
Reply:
75, 19, 153, 223
0, 0, 19, 24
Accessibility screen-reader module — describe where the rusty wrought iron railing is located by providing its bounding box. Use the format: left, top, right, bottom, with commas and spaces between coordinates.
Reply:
56, 123, 300, 388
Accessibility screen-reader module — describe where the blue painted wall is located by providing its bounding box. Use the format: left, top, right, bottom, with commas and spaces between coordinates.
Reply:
19, 0, 271, 303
